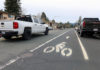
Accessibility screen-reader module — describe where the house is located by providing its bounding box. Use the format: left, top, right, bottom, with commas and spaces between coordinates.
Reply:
0, 10, 15, 20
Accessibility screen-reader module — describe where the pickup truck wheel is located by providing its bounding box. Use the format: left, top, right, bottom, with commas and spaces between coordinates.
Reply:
3, 36, 12, 40
44, 28, 49, 35
22, 29, 32, 40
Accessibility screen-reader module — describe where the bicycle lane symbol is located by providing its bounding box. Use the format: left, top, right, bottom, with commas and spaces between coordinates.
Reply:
43, 42, 72, 57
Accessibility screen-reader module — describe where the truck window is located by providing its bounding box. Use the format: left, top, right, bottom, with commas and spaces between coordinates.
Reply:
34, 18, 39, 23
16, 16, 33, 22
83, 18, 99, 22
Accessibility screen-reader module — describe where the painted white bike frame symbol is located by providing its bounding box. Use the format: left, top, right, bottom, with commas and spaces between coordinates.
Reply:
43, 42, 72, 57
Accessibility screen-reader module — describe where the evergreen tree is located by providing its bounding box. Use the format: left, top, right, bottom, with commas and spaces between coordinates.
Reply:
41, 12, 49, 22
41, 12, 46, 20
4, 0, 21, 16
64, 21, 73, 28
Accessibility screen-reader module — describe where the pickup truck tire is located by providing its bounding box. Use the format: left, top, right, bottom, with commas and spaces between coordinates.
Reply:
22, 29, 32, 40
3, 36, 12, 40
44, 28, 49, 35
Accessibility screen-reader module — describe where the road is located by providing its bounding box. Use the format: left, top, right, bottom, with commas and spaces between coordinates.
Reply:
0, 29, 100, 70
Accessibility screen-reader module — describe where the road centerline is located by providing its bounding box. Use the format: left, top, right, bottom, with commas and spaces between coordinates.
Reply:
75, 31, 89, 61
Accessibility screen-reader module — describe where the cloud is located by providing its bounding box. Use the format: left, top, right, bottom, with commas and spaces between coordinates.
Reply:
1, 0, 100, 22
0, 0, 5, 10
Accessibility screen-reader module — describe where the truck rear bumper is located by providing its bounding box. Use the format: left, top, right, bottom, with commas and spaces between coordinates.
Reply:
82, 30, 100, 35
0, 31, 18, 37
83, 28, 100, 32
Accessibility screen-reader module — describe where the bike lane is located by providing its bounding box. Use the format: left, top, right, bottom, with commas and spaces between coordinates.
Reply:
2, 29, 92, 70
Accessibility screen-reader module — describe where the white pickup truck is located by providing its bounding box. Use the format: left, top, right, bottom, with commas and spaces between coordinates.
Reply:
0, 15, 49, 40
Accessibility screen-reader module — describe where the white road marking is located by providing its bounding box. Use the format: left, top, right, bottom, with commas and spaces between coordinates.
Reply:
0, 30, 70, 70
56, 42, 66, 53
61, 48, 72, 57
43, 46, 55, 53
0, 57, 20, 70
75, 31, 89, 61
30, 30, 70, 52
66, 36, 70, 39
0, 66, 5, 70
43, 42, 72, 57
6, 57, 20, 66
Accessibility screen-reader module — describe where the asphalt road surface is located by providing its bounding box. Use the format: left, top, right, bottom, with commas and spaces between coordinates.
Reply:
0, 29, 100, 70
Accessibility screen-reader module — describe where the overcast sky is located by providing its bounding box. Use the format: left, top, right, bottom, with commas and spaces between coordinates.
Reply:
0, 0, 100, 23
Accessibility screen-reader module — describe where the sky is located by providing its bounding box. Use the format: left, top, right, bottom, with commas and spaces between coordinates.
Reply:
0, 0, 100, 23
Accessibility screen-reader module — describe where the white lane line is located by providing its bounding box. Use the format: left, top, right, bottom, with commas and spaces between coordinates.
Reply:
0, 57, 20, 70
0, 30, 70, 70
66, 36, 70, 39
75, 31, 89, 61
30, 30, 70, 52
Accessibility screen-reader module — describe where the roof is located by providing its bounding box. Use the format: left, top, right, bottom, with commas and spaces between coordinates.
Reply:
0, 11, 15, 16
0, 10, 8, 14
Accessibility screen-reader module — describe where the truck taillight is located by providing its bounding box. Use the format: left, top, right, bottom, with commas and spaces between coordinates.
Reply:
13, 22, 19, 29
83, 21, 86, 27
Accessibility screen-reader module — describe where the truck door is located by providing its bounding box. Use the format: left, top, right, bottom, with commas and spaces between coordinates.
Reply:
38, 18, 46, 32
33, 18, 41, 33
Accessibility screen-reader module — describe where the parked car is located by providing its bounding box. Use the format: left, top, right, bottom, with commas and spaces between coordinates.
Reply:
0, 15, 49, 40
78, 18, 100, 37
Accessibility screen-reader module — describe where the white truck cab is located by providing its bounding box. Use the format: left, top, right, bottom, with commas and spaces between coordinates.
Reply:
0, 15, 49, 40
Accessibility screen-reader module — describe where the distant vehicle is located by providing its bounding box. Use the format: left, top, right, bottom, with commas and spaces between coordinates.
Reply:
75, 26, 78, 30
78, 18, 100, 37
0, 15, 49, 40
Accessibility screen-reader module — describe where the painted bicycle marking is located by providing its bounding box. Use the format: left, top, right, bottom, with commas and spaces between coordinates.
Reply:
43, 42, 72, 57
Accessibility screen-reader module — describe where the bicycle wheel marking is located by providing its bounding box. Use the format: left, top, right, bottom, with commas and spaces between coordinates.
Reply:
61, 48, 72, 56
43, 46, 55, 53
43, 42, 72, 57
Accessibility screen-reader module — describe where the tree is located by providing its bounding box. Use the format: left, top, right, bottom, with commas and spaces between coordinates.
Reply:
64, 21, 73, 28
52, 19, 55, 24
41, 12, 46, 20
57, 22, 63, 29
41, 12, 49, 22
78, 16, 82, 24
4, 0, 21, 16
